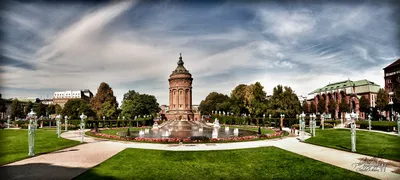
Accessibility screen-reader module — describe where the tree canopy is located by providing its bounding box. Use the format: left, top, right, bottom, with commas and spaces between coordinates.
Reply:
358, 96, 370, 113
199, 92, 230, 115
121, 90, 160, 120
267, 85, 301, 117
91, 82, 118, 119
375, 88, 388, 111
11, 99, 24, 119
63, 99, 95, 119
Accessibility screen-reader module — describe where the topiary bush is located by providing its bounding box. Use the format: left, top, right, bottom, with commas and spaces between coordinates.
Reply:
356, 121, 396, 132
322, 123, 333, 128
291, 124, 299, 129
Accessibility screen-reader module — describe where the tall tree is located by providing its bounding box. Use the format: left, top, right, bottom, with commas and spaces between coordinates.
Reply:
244, 82, 267, 117
359, 96, 370, 113
317, 98, 326, 113
375, 88, 389, 112
310, 101, 317, 113
47, 104, 56, 115
199, 92, 230, 114
230, 84, 248, 115
35, 102, 47, 118
11, 99, 24, 119
55, 104, 62, 114
24, 101, 33, 116
328, 100, 337, 117
267, 85, 301, 117
339, 97, 350, 113
91, 82, 118, 119
121, 90, 160, 119
302, 101, 310, 113
63, 99, 95, 119
0, 95, 7, 116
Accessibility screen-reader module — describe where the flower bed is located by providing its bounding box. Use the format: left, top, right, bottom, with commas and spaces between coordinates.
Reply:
88, 129, 286, 143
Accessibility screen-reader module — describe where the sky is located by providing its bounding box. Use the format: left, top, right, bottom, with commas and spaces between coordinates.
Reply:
1, 0, 399, 106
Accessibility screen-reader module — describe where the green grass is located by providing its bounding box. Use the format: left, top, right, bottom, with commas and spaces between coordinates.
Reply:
98, 127, 145, 135
75, 147, 373, 180
305, 129, 400, 161
226, 126, 275, 134
0, 129, 81, 165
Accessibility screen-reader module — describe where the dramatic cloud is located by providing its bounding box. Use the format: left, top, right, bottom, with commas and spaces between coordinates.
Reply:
1, 0, 399, 105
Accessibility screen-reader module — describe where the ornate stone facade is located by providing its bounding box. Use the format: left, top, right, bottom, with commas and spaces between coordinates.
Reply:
165, 54, 199, 120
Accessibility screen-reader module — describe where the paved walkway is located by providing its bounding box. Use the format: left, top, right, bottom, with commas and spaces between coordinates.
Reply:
1, 129, 399, 180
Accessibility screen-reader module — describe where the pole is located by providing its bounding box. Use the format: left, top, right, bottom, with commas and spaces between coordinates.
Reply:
351, 112, 356, 152
368, 114, 371, 131
321, 115, 324, 130
7, 116, 10, 129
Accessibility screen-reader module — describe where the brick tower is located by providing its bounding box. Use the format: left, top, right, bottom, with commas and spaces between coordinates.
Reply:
166, 54, 194, 120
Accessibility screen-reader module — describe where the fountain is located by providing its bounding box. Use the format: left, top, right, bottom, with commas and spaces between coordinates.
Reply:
152, 122, 159, 130
145, 129, 150, 134
213, 118, 220, 128
225, 126, 229, 132
162, 130, 170, 137
212, 128, 218, 138
138, 130, 145, 137
233, 128, 239, 136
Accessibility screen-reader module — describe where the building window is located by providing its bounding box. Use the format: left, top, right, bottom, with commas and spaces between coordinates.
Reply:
180, 91, 182, 95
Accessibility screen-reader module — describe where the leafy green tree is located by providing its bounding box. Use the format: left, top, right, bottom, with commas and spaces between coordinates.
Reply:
267, 85, 301, 117
55, 104, 62, 114
302, 101, 309, 113
24, 101, 33, 116
359, 96, 370, 113
317, 98, 326, 113
0, 95, 7, 116
91, 82, 118, 119
244, 82, 267, 117
230, 84, 248, 115
328, 100, 337, 117
11, 99, 24, 119
375, 88, 388, 112
35, 103, 47, 118
121, 90, 160, 120
339, 97, 350, 113
199, 92, 230, 114
47, 104, 56, 115
63, 99, 95, 119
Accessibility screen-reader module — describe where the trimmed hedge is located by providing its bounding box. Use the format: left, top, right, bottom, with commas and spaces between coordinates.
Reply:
356, 121, 397, 132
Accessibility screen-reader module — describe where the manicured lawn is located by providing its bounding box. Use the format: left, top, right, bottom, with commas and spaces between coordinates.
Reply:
75, 147, 372, 180
0, 129, 81, 165
305, 129, 400, 161
226, 126, 275, 134
99, 127, 145, 135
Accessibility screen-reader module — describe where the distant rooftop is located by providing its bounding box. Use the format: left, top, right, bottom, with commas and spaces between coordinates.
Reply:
309, 79, 380, 94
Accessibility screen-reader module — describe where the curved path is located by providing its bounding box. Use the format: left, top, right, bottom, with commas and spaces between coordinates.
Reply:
1, 129, 399, 180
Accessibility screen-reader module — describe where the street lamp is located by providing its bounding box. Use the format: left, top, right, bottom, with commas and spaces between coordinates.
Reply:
56, 114, 61, 138
321, 113, 325, 130
7, 115, 10, 129
300, 112, 306, 141
103, 116, 106, 128
396, 112, 400, 136
368, 114, 372, 131
350, 111, 357, 152
389, 92, 394, 121
64, 115, 68, 131
27, 110, 37, 156
280, 114, 285, 131
80, 113, 87, 143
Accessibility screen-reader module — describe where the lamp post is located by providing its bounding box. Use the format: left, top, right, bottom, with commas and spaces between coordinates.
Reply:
300, 112, 306, 141
103, 116, 105, 128
80, 113, 87, 143
280, 114, 285, 131
64, 115, 68, 131
321, 113, 325, 130
368, 114, 372, 131
56, 114, 61, 138
309, 114, 313, 134
7, 115, 10, 129
389, 92, 394, 121
27, 110, 37, 156
350, 111, 356, 152
313, 114, 316, 136
396, 112, 400, 136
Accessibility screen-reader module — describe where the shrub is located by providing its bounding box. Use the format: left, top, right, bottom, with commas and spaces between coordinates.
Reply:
322, 123, 333, 128
190, 136, 210, 141
291, 124, 299, 129
356, 121, 397, 132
